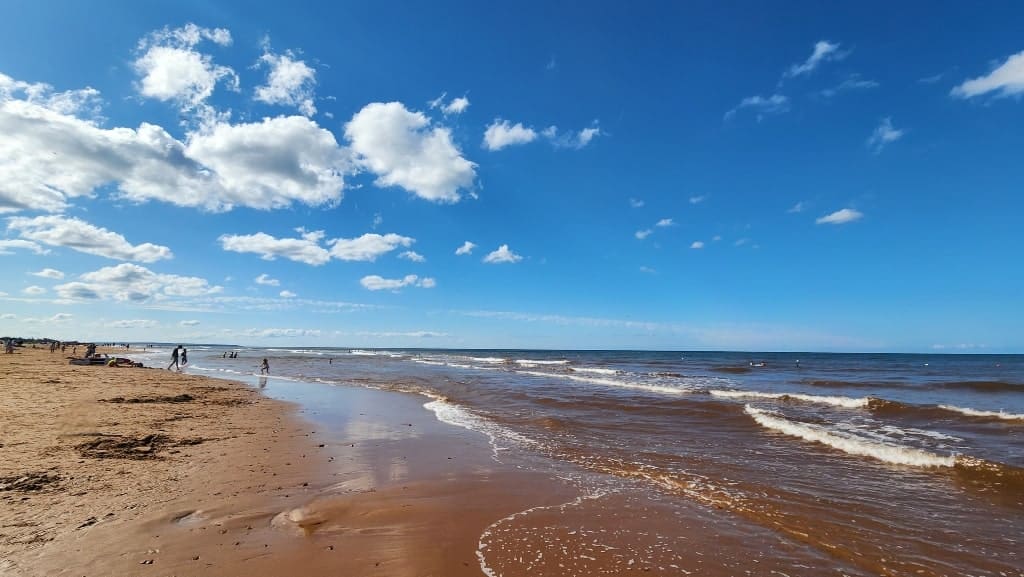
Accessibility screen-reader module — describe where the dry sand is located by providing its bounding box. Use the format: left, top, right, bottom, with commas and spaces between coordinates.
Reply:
0, 346, 577, 576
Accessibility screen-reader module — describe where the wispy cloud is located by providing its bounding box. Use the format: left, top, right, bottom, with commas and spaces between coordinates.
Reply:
787, 201, 806, 213
635, 229, 653, 240
690, 241, 704, 249
455, 241, 476, 256
816, 208, 863, 225
255, 273, 280, 286
656, 218, 674, 227
30, 268, 64, 280
279, 290, 297, 298
951, 50, 1024, 98
867, 117, 904, 153
724, 94, 789, 121
360, 274, 435, 291
689, 195, 706, 204
629, 198, 645, 208
819, 74, 879, 98
785, 40, 845, 78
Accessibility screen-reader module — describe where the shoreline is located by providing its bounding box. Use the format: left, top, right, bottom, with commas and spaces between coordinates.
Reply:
1, 346, 578, 576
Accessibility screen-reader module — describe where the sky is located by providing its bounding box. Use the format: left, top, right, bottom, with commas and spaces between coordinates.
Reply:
1, 1, 1022, 352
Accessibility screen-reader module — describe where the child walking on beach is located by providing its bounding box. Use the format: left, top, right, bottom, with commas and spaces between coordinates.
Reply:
260, 358, 269, 375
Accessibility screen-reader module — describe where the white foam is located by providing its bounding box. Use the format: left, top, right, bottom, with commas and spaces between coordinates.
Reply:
349, 349, 384, 356
938, 404, 1024, 422
413, 360, 445, 366
744, 405, 955, 468
571, 367, 620, 376
711, 389, 868, 408
515, 359, 570, 365
423, 398, 534, 461
471, 356, 509, 364
520, 370, 687, 396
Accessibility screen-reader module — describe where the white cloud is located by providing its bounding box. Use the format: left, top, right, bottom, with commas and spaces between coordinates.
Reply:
483, 244, 522, 264
639, 266, 656, 274
219, 230, 331, 265
787, 201, 806, 213
279, 290, 297, 298
656, 218, 674, 227
785, 40, 844, 78
0, 72, 103, 120
255, 273, 280, 286
109, 319, 158, 329
1, 313, 15, 319
54, 263, 223, 302
734, 238, 750, 247
254, 46, 317, 116
712, 235, 722, 242
820, 74, 879, 98
545, 124, 602, 149
455, 241, 476, 256
689, 195, 706, 204
483, 119, 538, 151
443, 96, 470, 115
180, 319, 200, 326
399, 250, 425, 262
690, 241, 705, 249
330, 233, 414, 262
867, 117, 904, 153
952, 50, 1024, 98
725, 94, 789, 120
7, 215, 173, 262
629, 198, 644, 208
360, 274, 435, 291
240, 327, 321, 338
345, 101, 476, 202
0, 239, 47, 255
30, 268, 64, 279
0, 74, 350, 213
23, 285, 46, 295
816, 208, 864, 225
133, 24, 237, 113
372, 213, 383, 228
635, 229, 653, 240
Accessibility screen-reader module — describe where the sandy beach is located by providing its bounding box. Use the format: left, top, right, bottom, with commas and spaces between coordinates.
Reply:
0, 346, 576, 577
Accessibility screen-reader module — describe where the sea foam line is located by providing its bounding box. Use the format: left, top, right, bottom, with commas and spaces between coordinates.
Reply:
570, 367, 621, 376
744, 405, 955, 468
938, 405, 1024, 422
520, 370, 687, 395
712, 389, 868, 408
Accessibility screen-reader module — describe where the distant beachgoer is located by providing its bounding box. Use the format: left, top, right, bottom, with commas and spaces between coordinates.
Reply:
329, 358, 333, 364
85, 343, 96, 358
181, 348, 188, 366
222, 352, 227, 358
167, 346, 180, 371
260, 358, 269, 375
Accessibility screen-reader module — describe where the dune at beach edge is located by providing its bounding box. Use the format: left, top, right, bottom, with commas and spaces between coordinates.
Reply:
0, 345, 577, 577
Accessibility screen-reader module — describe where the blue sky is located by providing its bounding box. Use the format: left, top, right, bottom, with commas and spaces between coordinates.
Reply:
1, 1, 1022, 352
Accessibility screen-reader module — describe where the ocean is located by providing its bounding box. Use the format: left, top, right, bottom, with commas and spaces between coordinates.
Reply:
142, 346, 1023, 576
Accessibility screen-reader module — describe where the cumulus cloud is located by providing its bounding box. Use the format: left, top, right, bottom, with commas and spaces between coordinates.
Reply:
867, 117, 904, 153
254, 44, 317, 116
816, 208, 863, 225
656, 218, 674, 227
635, 229, 653, 240
544, 124, 602, 149
399, 250, 425, 262
1, 73, 350, 213
724, 94, 790, 121
330, 233, 414, 262
429, 93, 470, 116
1, 313, 15, 319
0, 239, 47, 255
690, 241, 705, 249
54, 263, 223, 302
455, 241, 476, 256
785, 40, 844, 78
23, 285, 46, 295
133, 23, 237, 114
109, 319, 158, 329
219, 229, 331, 265
7, 215, 173, 262
345, 101, 476, 202
360, 274, 436, 291
279, 290, 297, 298
483, 119, 537, 151
255, 273, 280, 286
483, 244, 522, 264
30, 268, 64, 279
952, 50, 1024, 99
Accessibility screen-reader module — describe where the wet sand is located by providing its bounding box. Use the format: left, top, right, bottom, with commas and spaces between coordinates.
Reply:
0, 346, 577, 576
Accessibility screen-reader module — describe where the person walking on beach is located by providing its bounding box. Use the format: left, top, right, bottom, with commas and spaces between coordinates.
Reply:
167, 346, 180, 371
181, 348, 188, 366
260, 358, 270, 375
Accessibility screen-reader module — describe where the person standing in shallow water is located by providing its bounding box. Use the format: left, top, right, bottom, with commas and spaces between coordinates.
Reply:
260, 358, 269, 375
167, 346, 180, 371
181, 348, 188, 367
